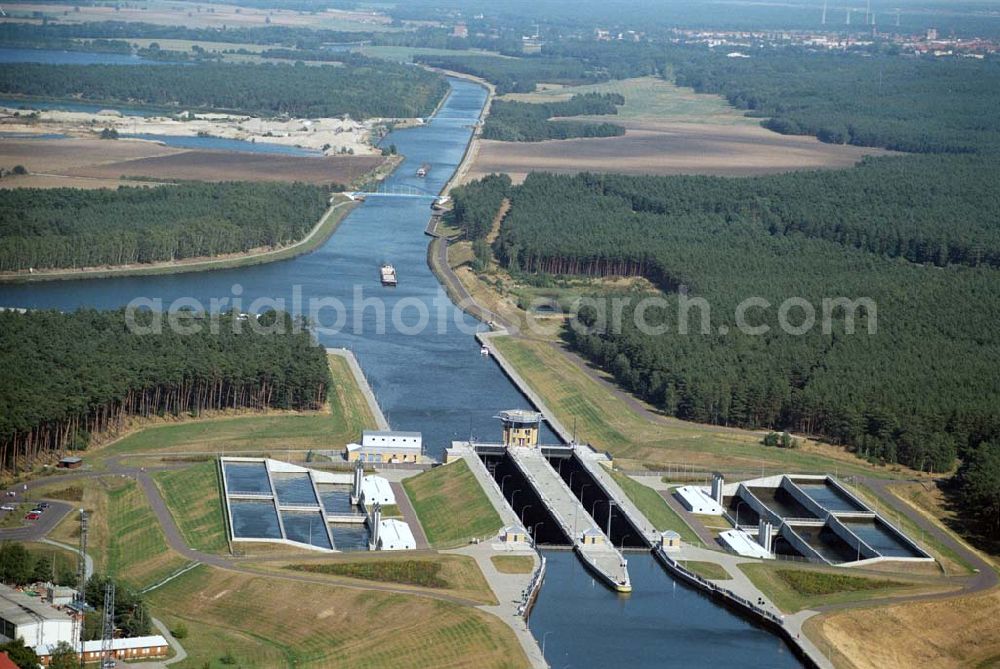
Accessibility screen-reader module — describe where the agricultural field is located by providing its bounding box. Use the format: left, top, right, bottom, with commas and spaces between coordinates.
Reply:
488, 336, 909, 479
608, 469, 701, 544
152, 461, 228, 554
467, 77, 892, 182
0, 137, 385, 189
279, 554, 498, 605
39, 476, 190, 590
402, 460, 503, 548
147, 564, 526, 669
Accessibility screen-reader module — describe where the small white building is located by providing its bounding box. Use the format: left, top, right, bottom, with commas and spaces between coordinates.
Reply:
346, 431, 423, 463
660, 530, 682, 551
719, 529, 774, 559
359, 475, 395, 507
0, 584, 74, 653
374, 519, 416, 551
674, 485, 725, 515
500, 525, 528, 544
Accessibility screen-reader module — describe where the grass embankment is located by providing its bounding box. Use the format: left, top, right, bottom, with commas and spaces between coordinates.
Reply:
41, 477, 189, 590
402, 460, 502, 549
607, 469, 701, 545
808, 587, 1000, 669
97, 353, 375, 464
283, 555, 497, 604
680, 561, 731, 581
489, 336, 902, 479
1, 198, 357, 284
152, 461, 228, 554
148, 564, 526, 669
739, 563, 942, 614
490, 555, 534, 574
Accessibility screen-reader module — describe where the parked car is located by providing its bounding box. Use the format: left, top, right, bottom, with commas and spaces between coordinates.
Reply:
4, 491, 15, 497
0, 505, 15, 512
37, 502, 50, 509
24, 512, 40, 521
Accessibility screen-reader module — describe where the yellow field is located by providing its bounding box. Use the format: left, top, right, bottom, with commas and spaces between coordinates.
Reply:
147, 565, 527, 669
809, 587, 1000, 669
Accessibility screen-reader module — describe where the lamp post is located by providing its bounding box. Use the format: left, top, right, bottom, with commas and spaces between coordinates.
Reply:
569, 471, 578, 491
521, 505, 533, 526
735, 501, 747, 528
533, 522, 544, 544
511, 489, 522, 508
591, 499, 604, 517
620, 534, 631, 552
501, 474, 512, 495
579, 483, 591, 502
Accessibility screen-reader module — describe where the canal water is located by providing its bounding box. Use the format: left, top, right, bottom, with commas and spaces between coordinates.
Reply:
0, 76, 802, 668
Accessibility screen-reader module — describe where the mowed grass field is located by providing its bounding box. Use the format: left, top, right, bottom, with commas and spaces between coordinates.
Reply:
277, 554, 498, 605
490, 336, 901, 479
739, 562, 949, 614
403, 460, 502, 548
607, 469, 701, 544
147, 565, 527, 669
490, 555, 534, 574
152, 461, 228, 554
41, 476, 190, 589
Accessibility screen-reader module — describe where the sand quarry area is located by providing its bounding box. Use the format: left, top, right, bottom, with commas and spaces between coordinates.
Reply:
0, 106, 389, 188
466, 77, 895, 183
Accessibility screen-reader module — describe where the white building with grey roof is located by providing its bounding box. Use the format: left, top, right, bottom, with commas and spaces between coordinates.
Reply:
0, 584, 74, 653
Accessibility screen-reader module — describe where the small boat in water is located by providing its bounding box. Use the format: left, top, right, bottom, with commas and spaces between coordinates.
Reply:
480, 344, 490, 356
380, 264, 398, 286
416, 163, 430, 178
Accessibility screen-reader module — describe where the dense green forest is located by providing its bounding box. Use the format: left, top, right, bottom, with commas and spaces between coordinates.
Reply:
483, 93, 625, 141
0, 309, 331, 473
0, 182, 328, 271
0, 542, 76, 587
0, 60, 447, 119
669, 50, 1000, 154
452, 165, 1000, 473
447, 173, 512, 240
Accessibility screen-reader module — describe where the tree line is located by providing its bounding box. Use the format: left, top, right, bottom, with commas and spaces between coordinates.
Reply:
464, 169, 1000, 474
0, 60, 448, 119
414, 54, 610, 94
0, 182, 329, 272
483, 93, 625, 142
0, 309, 331, 474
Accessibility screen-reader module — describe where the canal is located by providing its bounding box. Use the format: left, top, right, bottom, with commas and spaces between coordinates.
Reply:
0, 77, 802, 668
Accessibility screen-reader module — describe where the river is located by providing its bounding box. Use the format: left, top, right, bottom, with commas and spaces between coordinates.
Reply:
0, 76, 802, 669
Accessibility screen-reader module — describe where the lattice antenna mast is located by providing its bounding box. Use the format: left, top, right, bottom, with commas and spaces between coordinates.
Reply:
75, 509, 89, 669
101, 580, 116, 666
